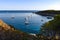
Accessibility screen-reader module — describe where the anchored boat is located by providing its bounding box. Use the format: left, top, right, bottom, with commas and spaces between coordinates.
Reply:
25, 16, 29, 25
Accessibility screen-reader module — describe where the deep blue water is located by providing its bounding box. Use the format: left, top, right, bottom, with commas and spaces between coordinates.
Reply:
0, 13, 53, 34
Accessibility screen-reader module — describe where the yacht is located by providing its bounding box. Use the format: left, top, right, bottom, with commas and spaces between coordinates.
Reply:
25, 16, 29, 25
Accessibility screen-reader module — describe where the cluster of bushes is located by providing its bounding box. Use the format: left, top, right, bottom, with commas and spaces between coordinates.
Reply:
0, 24, 38, 40
1, 13, 60, 40
37, 14, 60, 40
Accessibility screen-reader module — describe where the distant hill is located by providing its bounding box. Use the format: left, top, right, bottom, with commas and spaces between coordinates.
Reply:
36, 10, 60, 16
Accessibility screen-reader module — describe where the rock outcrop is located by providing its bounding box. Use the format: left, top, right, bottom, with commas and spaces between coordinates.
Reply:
0, 19, 14, 30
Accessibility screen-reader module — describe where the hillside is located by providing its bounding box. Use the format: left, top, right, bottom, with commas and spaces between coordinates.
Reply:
36, 10, 60, 16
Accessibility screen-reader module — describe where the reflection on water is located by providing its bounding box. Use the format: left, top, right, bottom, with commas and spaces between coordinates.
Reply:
0, 13, 53, 34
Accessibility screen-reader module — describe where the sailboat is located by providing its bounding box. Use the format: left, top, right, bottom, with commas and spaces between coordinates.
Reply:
25, 16, 29, 25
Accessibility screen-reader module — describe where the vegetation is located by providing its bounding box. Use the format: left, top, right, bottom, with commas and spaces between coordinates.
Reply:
0, 20, 38, 40
1, 11, 60, 40
37, 14, 60, 40
36, 10, 60, 16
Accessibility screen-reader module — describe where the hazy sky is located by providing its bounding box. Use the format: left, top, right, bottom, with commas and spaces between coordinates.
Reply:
0, 0, 60, 10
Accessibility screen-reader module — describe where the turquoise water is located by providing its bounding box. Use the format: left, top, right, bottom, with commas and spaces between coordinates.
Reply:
0, 13, 53, 34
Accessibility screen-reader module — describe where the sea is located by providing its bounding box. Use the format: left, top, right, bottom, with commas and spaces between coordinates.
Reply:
0, 11, 53, 34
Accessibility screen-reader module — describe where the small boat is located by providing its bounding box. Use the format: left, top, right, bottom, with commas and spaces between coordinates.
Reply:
47, 16, 52, 19
41, 20, 43, 21
11, 16, 15, 19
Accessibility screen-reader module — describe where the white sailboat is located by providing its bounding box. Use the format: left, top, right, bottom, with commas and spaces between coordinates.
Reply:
25, 16, 29, 25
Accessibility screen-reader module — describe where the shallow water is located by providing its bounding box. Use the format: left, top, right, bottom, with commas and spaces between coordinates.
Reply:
0, 13, 53, 34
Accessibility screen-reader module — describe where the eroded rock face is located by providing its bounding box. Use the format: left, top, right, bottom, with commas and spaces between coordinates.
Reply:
0, 19, 14, 30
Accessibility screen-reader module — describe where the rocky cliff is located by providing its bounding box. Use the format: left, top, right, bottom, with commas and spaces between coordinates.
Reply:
0, 19, 14, 30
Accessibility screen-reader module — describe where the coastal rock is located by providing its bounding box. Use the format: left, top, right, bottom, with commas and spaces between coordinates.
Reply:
0, 19, 14, 30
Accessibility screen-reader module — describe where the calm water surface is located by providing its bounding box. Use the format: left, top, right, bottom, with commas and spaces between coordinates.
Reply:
0, 13, 53, 34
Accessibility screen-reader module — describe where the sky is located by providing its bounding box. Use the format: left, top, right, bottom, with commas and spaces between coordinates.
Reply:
0, 0, 60, 10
